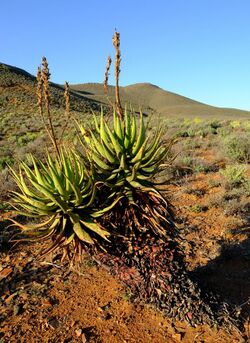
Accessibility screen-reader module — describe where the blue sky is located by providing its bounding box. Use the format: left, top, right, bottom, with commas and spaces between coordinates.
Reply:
2, 0, 250, 110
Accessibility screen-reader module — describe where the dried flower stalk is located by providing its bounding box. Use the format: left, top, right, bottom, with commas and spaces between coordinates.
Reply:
64, 81, 70, 117
104, 55, 112, 94
59, 81, 71, 143
36, 66, 55, 150
36, 67, 43, 117
103, 55, 114, 111
112, 31, 123, 120
40, 57, 60, 157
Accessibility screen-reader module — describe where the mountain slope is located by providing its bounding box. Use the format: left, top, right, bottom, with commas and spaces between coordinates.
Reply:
72, 82, 250, 118
0, 63, 102, 115
1, 62, 250, 119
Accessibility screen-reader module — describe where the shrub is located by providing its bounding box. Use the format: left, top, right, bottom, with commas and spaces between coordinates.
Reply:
193, 117, 202, 124
0, 168, 17, 202
229, 120, 241, 129
0, 155, 14, 170
243, 120, 250, 131
223, 197, 249, 216
190, 204, 203, 213
220, 164, 247, 188
16, 132, 38, 146
217, 126, 232, 138
209, 120, 221, 130
186, 128, 196, 137
183, 138, 201, 150
223, 134, 250, 163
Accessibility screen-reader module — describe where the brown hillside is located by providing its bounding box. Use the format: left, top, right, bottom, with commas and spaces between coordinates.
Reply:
1, 62, 249, 119
72, 82, 250, 119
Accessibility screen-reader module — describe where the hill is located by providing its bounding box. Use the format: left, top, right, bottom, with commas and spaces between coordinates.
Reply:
0, 63, 102, 115
1, 62, 250, 128
0, 63, 105, 140
72, 82, 250, 118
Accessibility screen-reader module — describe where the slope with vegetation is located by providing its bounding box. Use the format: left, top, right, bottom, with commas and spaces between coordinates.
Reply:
72, 82, 250, 119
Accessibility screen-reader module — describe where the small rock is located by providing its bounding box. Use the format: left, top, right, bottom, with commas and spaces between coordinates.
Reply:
100, 302, 111, 311
13, 304, 22, 316
48, 318, 60, 329
172, 333, 183, 341
75, 329, 82, 337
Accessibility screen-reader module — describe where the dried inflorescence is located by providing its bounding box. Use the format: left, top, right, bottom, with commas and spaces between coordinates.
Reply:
36, 57, 60, 156
41, 57, 51, 114
64, 81, 70, 117
59, 81, 72, 143
104, 55, 112, 95
112, 31, 123, 119
36, 67, 43, 116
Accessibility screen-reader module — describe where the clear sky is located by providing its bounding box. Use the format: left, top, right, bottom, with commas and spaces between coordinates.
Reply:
2, 0, 250, 110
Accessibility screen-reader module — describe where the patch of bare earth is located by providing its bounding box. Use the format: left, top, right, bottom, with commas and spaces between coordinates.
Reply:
0, 238, 246, 343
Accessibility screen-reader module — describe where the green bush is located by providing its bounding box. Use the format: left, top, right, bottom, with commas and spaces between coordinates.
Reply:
229, 120, 241, 129
190, 204, 203, 213
0, 155, 14, 170
209, 120, 221, 130
220, 164, 247, 188
223, 134, 250, 163
17, 132, 38, 146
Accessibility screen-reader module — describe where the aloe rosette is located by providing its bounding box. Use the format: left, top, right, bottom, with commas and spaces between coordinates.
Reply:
9, 149, 118, 258
78, 109, 175, 238
78, 109, 172, 202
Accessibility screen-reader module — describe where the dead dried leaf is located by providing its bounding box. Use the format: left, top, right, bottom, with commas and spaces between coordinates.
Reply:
0, 267, 13, 281
5, 292, 18, 304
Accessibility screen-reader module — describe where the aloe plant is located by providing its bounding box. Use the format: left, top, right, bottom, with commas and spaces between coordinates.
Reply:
78, 109, 175, 238
79, 109, 173, 199
9, 149, 119, 259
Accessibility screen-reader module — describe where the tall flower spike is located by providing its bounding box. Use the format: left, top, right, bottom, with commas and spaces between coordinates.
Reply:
64, 81, 70, 117
36, 65, 53, 146
104, 55, 112, 94
40, 57, 60, 157
36, 67, 43, 114
103, 55, 114, 111
112, 31, 123, 120
59, 81, 71, 143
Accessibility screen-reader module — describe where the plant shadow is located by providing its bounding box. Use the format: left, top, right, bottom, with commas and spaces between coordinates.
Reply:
0, 216, 35, 253
0, 261, 53, 299
192, 229, 250, 319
